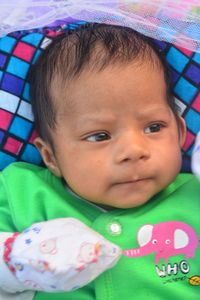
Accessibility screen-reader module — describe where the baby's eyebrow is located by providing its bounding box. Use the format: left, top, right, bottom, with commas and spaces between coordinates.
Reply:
136, 107, 172, 118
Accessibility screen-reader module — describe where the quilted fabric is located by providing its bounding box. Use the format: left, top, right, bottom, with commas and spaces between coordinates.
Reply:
0, 21, 85, 170
0, 21, 199, 171
155, 40, 200, 172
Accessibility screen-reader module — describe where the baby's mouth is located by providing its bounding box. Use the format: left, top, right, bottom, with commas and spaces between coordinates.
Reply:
113, 178, 150, 187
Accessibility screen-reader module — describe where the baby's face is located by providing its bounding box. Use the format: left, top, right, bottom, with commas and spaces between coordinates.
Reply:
38, 61, 186, 209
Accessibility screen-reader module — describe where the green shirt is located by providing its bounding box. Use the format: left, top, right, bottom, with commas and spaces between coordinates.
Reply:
0, 162, 200, 300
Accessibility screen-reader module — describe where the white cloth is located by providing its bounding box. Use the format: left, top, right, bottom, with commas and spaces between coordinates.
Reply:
191, 131, 200, 181
5, 218, 122, 292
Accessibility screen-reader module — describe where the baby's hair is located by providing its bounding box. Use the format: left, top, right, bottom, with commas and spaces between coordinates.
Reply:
29, 23, 177, 145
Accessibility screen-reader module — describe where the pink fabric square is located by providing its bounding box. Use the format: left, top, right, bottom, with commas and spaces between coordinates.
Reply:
182, 130, 195, 152
0, 110, 13, 130
175, 45, 193, 57
13, 42, 35, 62
4, 137, 23, 154
47, 30, 62, 37
192, 93, 200, 113
29, 129, 39, 144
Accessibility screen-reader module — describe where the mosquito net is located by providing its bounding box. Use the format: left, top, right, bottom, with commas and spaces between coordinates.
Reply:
0, 0, 200, 52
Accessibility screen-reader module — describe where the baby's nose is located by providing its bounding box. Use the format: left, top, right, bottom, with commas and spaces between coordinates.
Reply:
114, 132, 150, 164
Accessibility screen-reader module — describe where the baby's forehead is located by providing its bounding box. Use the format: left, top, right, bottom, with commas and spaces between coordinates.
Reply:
53, 59, 167, 116
54, 47, 164, 91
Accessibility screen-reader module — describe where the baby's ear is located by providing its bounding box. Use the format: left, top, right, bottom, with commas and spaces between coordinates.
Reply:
34, 137, 62, 177
177, 116, 187, 148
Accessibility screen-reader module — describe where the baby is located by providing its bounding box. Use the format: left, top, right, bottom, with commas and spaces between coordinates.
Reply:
0, 23, 199, 300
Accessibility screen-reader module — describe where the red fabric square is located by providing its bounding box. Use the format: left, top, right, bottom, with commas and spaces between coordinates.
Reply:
4, 137, 23, 154
29, 129, 39, 144
182, 130, 195, 152
13, 42, 35, 62
0, 110, 13, 130
192, 93, 200, 113
175, 45, 193, 57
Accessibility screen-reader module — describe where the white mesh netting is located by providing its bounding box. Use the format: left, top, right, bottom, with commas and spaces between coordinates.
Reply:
0, 0, 200, 52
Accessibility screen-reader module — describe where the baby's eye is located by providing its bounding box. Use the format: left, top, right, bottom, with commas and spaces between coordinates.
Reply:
86, 132, 111, 142
144, 123, 162, 134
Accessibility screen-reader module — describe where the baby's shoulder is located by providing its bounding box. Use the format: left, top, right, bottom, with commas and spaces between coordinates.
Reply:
0, 162, 53, 188
174, 172, 200, 195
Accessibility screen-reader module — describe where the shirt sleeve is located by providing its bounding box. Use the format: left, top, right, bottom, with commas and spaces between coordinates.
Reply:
0, 171, 35, 298
0, 173, 17, 232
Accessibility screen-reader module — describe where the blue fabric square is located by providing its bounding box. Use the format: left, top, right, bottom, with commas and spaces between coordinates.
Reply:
68, 21, 86, 29
193, 53, 200, 64
0, 130, 4, 143
7, 57, 29, 79
22, 83, 30, 101
153, 40, 167, 51
185, 64, 200, 84
185, 109, 200, 135
171, 69, 180, 84
181, 156, 191, 173
0, 36, 16, 53
0, 70, 3, 81
0, 53, 7, 68
174, 77, 198, 104
21, 144, 42, 164
10, 32, 22, 39
22, 33, 43, 46
166, 48, 189, 73
2, 73, 24, 96
9, 116, 33, 140
32, 49, 41, 64
0, 152, 16, 170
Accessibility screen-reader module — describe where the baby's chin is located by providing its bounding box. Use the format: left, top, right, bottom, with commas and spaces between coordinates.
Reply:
91, 196, 153, 210
66, 181, 158, 210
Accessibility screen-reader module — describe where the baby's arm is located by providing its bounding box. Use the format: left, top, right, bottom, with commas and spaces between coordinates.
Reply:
0, 172, 35, 298
0, 218, 121, 293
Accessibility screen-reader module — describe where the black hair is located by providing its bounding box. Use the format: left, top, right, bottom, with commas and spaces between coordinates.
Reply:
29, 23, 177, 145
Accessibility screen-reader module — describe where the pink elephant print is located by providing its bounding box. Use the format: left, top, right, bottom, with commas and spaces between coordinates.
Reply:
124, 221, 199, 264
